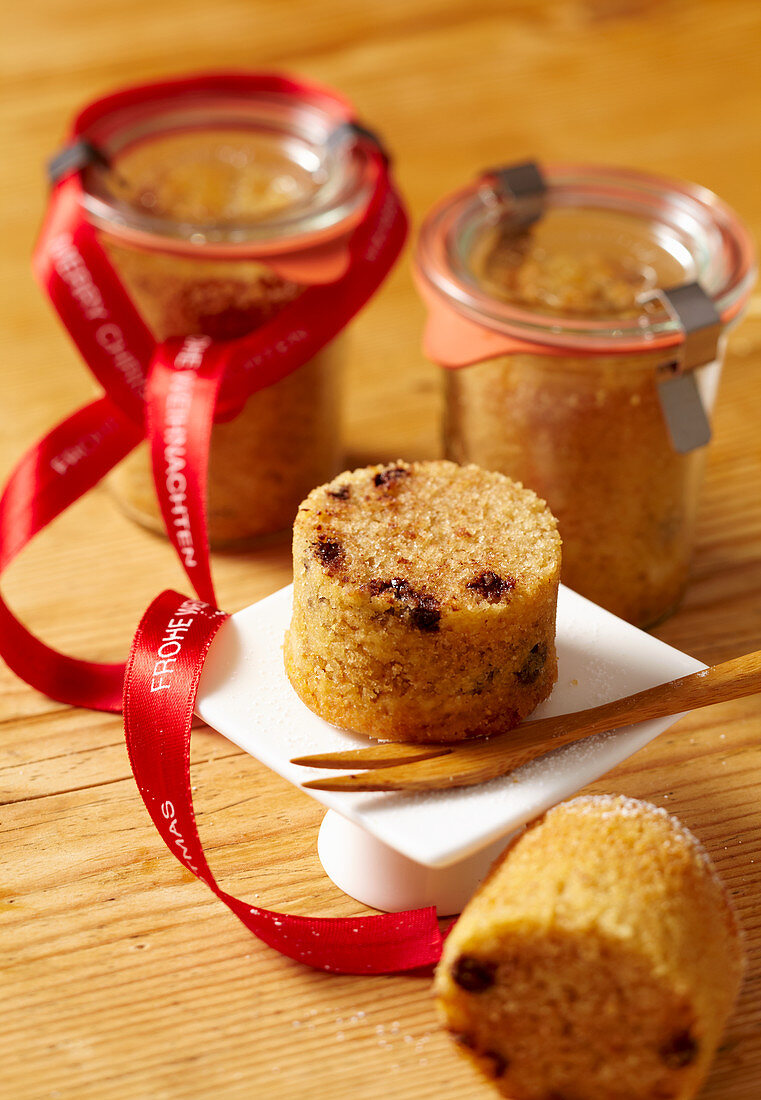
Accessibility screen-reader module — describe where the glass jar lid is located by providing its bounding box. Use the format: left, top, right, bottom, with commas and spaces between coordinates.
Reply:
79, 87, 378, 255
415, 163, 756, 352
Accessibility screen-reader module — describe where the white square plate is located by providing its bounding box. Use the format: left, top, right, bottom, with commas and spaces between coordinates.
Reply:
196, 584, 703, 869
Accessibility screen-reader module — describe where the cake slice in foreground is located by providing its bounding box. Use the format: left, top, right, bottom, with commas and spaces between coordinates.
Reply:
435, 794, 745, 1100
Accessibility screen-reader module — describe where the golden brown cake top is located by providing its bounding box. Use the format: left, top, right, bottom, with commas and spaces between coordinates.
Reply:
478, 228, 650, 317
475, 794, 742, 950
294, 460, 560, 621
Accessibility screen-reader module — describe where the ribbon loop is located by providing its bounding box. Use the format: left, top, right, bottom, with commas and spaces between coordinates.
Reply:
124, 590, 444, 974
0, 74, 447, 976
13, 73, 408, 706
0, 397, 141, 710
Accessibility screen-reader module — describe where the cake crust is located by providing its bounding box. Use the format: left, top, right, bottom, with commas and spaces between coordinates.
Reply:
284, 460, 561, 742
435, 795, 745, 1100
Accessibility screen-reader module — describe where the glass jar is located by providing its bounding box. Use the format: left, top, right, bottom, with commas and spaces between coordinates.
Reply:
414, 165, 755, 627
77, 80, 378, 544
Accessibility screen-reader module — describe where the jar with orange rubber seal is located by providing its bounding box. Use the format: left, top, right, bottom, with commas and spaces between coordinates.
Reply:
71, 76, 389, 545
414, 163, 755, 627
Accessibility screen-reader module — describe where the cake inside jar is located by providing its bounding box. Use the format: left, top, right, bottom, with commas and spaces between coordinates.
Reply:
420, 166, 752, 628
470, 206, 686, 319
100, 128, 323, 340
445, 206, 706, 628
107, 129, 321, 226
93, 124, 345, 544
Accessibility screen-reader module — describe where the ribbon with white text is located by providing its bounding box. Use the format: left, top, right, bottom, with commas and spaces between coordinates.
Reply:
123, 590, 445, 974
2, 71, 406, 708
0, 73, 455, 976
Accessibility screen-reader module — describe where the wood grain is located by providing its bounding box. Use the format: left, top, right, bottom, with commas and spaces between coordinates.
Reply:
2, 2, 761, 1098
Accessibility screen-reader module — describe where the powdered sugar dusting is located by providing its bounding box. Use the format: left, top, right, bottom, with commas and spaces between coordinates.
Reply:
546, 794, 726, 892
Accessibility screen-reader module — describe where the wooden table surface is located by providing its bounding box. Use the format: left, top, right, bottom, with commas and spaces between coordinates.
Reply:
2, 2, 760, 1097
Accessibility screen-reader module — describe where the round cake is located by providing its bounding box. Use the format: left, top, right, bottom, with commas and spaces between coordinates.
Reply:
283, 460, 561, 743
435, 795, 745, 1100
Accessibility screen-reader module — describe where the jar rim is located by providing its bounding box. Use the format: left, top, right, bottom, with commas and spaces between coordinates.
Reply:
78, 86, 378, 257
414, 163, 756, 352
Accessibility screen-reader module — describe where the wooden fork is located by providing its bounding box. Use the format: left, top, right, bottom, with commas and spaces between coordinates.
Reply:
291, 650, 761, 792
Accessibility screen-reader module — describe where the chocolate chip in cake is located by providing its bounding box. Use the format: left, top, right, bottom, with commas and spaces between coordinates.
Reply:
453, 1032, 476, 1049
366, 578, 402, 598
408, 599, 441, 632
659, 1030, 699, 1069
455, 1034, 507, 1078
516, 642, 547, 684
471, 669, 497, 696
327, 484, 350, 501
365, 578, 441, 632
452, 955, 497, 992
313, 536, 346, 574
373, 464, 409, 488
467, 570, 516, 604
483, 1051, 508, 1078
389, 578, 414, 599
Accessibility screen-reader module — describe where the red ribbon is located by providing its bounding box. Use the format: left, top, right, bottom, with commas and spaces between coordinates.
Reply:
10, 70, 407, 703
124, 590, 443, 973
0, 397, 141, 709
146, 338, 228, 607
1, 73, 445, 973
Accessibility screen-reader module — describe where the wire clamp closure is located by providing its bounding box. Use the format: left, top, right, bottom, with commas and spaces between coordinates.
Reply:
479, 160, 547, 225
328, 121, 391, 166
47, 139, 109, 185
648, 282, 721, 454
